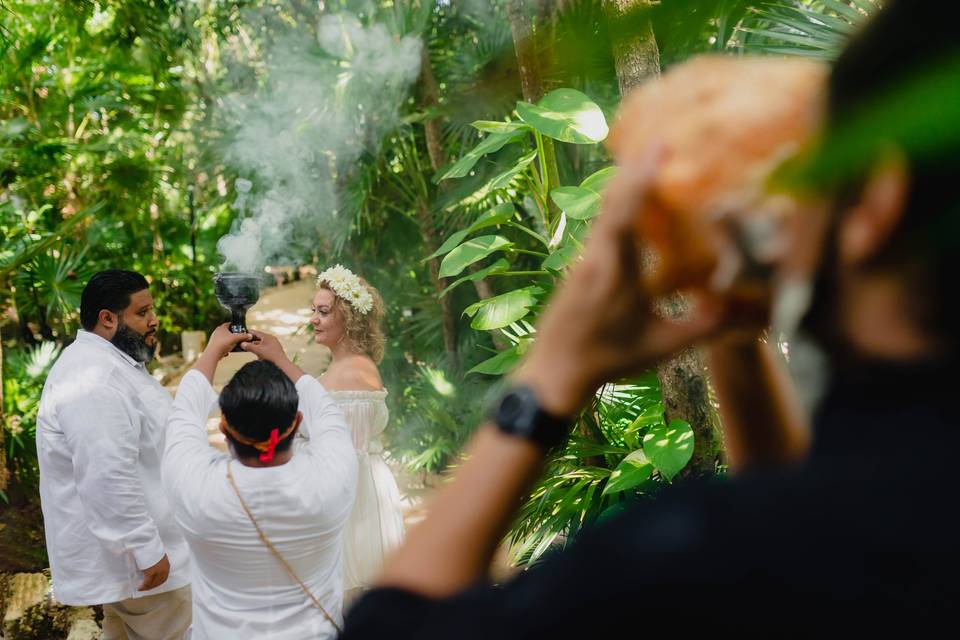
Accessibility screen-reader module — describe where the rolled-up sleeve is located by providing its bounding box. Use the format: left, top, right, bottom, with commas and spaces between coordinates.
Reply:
62, 386, 164, 570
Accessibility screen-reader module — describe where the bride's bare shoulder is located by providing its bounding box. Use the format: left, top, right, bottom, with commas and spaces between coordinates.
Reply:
320, 355, 383, 391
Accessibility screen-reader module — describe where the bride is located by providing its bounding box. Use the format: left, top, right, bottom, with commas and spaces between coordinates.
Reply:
310, 265, 405, 600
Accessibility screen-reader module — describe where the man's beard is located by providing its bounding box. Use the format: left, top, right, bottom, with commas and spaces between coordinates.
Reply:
111, 321, 156, 364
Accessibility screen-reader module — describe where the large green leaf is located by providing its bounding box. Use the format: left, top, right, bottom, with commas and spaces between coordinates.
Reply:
516, 89, 609, 144
487, 150, 538, 191
602, 450, 654, 496
472, 120, 530, 134
440, 258, 510, 298
467, 341, 527, 375
468, 202, 516, 233
542, 242, 579, 271
643, 419, 695, 482
427, 203, 516, 261
427, 228, 470, 261
550, 186, 602, 220
437, 129, 528, 182
464, 286, 542, 330
439, 235, 513, 278
549, 165, 618, 221
580, 166, 618, 192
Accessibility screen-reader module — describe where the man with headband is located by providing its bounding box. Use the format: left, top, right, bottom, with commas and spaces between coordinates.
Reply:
162, 324, 357, 639
37, 269, 192, 639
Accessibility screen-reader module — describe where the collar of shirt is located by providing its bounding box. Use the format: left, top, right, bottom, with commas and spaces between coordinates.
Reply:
74, 329, 145, 371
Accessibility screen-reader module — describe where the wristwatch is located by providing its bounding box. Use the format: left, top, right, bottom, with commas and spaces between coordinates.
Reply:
488, 384, 571, 452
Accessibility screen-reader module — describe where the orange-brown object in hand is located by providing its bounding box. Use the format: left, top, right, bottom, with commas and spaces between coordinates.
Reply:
606, 55, 827, 295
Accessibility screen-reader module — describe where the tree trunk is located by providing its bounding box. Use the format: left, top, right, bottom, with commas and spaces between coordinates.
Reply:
425, 221, 461, 371
419, 47, 447, 173
606, 0, 661, 95
508, 0, 562, 225
418, 47, 460, 371
656, 297, 724, 474
0, 325, 7, 493
605, 0, 724, 475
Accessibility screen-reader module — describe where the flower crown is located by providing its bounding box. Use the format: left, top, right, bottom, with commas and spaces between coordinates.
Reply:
317, 265, 374, 315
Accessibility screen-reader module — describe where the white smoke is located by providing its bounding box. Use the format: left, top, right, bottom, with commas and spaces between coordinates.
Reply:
218, 13, 422, 273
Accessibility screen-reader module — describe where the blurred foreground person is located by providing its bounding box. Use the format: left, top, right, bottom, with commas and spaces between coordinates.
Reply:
342, 1, 960, 636
36, 270, 192, 640
162, 326, 357, 639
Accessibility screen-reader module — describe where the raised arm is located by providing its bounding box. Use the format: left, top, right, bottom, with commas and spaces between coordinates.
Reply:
192, 323, 254, 384
163, 325, 253, 513
240, 329, 305, 383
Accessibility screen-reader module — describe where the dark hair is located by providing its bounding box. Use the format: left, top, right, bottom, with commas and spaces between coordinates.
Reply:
219, 360, 299, 459
827, 0, 960, 342
80, 270, 150, 331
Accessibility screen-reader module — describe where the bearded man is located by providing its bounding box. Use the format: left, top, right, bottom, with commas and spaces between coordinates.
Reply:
37, 269, 191, 640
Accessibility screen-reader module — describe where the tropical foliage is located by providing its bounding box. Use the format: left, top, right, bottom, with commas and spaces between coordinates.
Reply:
1, 0, 875, 566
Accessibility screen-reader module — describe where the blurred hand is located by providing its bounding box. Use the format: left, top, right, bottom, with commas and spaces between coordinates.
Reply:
241, 330, 288, 364
138, 554, 170, 592
205, 323, 252, 360
515, 152, 725, 416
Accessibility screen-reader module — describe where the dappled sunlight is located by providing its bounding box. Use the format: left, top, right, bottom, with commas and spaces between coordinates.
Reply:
248, 308, 312, 335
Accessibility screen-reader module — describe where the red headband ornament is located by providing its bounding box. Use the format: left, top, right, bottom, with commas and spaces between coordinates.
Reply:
258, 428, 280, 463
222, 423, 294, 463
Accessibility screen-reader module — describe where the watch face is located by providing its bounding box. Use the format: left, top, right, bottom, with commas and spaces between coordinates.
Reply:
498, 388, 536, 437
491, 384, 570, 451
500, 392, 523, 422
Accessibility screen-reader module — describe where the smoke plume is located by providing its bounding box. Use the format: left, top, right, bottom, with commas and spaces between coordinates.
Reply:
218, 12, 422, 273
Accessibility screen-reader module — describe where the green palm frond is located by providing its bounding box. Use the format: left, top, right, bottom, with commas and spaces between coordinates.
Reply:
14, 243, 96, 332
735, 1, 879, 60
0, 203, 100, 280
506, 375, 666, 565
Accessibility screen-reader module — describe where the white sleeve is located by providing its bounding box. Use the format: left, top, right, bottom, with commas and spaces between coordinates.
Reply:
162, 370, 220, 522
296, 376, 358, 512
61, 386, 164, 570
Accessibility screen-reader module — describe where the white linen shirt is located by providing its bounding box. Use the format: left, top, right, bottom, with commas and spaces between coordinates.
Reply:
163, 370, 357, 640
36, 330, 191, 606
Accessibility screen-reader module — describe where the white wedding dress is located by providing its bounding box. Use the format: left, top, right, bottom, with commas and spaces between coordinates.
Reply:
329, 389, 405, 592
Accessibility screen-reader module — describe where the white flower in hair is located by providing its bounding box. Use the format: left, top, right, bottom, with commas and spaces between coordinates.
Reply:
317, 264, 373, 315
352, 288, 373, 314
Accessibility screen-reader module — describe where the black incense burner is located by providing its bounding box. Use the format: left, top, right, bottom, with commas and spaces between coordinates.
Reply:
213, 272, 264, 352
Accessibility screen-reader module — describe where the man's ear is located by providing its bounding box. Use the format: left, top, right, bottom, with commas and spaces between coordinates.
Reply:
838, 152, 909, 268
98, 309, 119, 332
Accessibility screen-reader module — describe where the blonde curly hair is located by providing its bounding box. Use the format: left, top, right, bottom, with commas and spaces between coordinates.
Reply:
317, 276, 386, 364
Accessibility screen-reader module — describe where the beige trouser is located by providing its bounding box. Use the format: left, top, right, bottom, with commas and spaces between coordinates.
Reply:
101, 584, 192, 640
